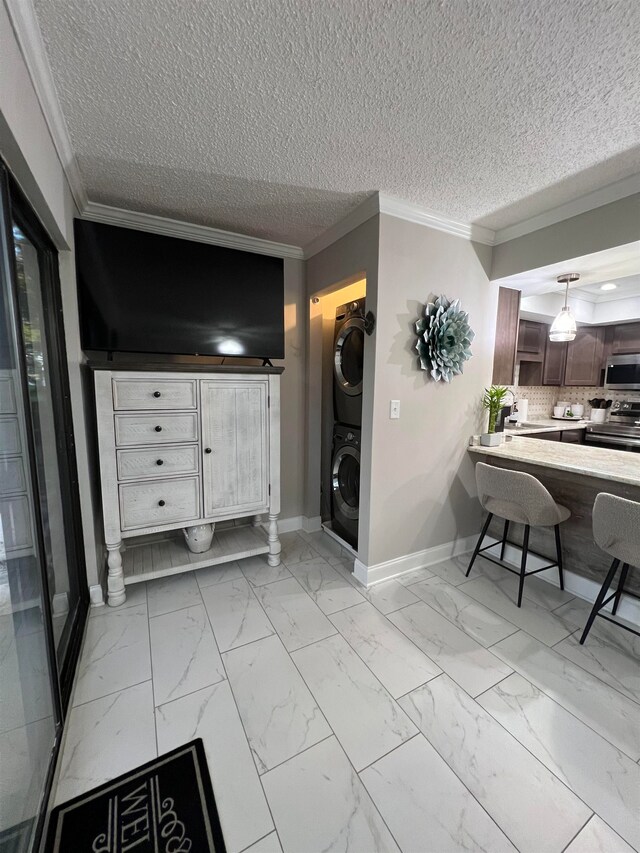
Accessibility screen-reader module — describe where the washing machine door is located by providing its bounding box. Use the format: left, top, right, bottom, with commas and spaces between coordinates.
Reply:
334, 317, 365, 396
332, 446, 360, 520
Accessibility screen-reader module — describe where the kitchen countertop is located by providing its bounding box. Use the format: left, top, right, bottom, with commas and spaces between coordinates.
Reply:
468, 435, 640, 487
500, 418, 589, 436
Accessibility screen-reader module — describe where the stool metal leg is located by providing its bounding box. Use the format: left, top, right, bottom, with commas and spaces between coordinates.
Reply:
612, 563, 629, 616
580, 558, 620, 645
500, 519, 510, 562
554, 524, 565, 591
517, 525, 530, 608
466, 513, 493, 577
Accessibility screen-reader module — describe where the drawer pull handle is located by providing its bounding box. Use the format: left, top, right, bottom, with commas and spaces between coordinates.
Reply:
153, 391, 161, 398
158, 500, 166, 507
155, 425, 163, 432
205, 447, 212, 454
156, 459, 164, 466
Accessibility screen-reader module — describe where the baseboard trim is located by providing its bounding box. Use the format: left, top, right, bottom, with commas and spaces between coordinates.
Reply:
354, 535, 479, 587
272, 515, 323, 535
302, 515, 323, 533
482, 537, 640, 627
89, 584, 105, 607
275, 516, 304, 534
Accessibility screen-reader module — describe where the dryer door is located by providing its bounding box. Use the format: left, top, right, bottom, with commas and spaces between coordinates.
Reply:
332, 446, 360, 520
334, 317, 365, 396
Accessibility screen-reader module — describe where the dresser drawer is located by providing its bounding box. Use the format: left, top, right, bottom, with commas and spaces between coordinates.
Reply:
112, 378, 197, 411
119, 476, 200, 531
117, 444, 199, 481
114, 413, 198, 446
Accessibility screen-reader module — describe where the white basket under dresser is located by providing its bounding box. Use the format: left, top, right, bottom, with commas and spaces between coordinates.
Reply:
91, 364, 282, 606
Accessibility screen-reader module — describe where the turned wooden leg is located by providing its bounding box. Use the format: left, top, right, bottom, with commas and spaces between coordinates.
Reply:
253, 514, 263, 528
267, 513, 281, 566
106, 542, 126, 607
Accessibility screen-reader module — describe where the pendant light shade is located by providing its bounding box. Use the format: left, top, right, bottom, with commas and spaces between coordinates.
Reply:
549, 273, 579, 342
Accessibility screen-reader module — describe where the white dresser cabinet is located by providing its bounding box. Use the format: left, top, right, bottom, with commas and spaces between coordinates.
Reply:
93, 367, 282, 606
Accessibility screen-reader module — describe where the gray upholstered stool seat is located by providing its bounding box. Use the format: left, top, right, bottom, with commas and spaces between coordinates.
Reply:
466, 462, 569, 607
580, 492, 640, 644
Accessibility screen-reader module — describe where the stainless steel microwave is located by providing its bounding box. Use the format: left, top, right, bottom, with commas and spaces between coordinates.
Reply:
604, 354, 640, 390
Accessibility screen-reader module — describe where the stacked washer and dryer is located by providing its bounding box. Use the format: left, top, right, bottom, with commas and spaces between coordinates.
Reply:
331, 298, 365, 549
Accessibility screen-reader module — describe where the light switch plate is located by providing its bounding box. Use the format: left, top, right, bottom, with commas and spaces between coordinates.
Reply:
390, 400, 400, 419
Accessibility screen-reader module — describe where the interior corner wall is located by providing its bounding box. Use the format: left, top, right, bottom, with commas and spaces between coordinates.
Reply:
280, 257, 306, 521
1, 2, 104, 598
491, 194, 640, 281
304, 214, 379, 563
366, 213, 496, 569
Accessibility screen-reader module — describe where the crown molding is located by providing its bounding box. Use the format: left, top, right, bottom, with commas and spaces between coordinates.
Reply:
492, 173, 640, 245
5, 0, 87, 212
303, 193, 380, 259
82, 201, 305, 259
378, 193, 496, 245
303, 191, 496, 258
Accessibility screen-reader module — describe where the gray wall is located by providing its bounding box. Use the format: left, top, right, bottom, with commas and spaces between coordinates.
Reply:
280, 257, 306, 521
366, 214, 495, 567
491, 194, 640, 281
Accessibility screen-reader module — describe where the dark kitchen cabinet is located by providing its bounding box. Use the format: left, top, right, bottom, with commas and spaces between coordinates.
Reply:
611, 322, 640, 355
492, 287, 521, 385
542, 338, 567, 385
526, 431, 562, 442
564, 326, 606, 386
561, 429, 584, 444
517, 319, 546, 361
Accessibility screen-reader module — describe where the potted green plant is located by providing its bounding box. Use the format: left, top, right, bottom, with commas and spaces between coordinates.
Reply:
480, 385, 508, 446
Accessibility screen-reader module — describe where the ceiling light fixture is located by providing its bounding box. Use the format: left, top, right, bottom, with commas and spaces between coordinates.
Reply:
549, 273, 579, 342
600, 282, 617, 291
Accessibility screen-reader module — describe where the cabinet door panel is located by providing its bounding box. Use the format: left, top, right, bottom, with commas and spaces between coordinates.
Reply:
564, 327, 605, 386
542, 338, 567, 385
492, 287, 520, 385
517, 320, 545, 357
612, 322, 640, 355
201, 381, 268, 517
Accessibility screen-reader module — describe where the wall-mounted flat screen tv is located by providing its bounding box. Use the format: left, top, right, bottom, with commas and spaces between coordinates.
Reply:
74, 219, 285, 359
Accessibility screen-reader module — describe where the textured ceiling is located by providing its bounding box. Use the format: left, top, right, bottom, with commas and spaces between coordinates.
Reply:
33, 0, 640, 245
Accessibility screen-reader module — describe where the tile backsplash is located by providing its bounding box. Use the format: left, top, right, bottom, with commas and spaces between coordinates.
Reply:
506, 364, 634, 419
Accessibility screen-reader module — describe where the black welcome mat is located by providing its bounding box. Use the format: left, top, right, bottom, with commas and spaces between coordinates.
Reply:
45, 739, 226, 852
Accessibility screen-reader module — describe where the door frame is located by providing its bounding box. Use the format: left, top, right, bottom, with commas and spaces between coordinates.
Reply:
1, 159, 88, 849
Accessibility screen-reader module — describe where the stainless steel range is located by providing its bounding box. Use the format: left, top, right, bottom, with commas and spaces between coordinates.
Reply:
585, 400, 640, 452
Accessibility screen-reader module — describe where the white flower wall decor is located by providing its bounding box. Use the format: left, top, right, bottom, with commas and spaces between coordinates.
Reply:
415, 295, 474, 382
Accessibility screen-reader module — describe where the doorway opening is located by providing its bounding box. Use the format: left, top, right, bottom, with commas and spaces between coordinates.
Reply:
308, 277, 366, 554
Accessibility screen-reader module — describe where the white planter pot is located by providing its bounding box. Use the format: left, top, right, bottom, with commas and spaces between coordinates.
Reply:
183, 523, 215, 553
480, 433, 502, 447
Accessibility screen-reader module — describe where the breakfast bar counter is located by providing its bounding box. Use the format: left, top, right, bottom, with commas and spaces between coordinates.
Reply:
468, 437, 640, 595
468, 435, 640, 487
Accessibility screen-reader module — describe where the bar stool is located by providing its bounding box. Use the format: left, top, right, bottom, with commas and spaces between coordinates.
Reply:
466, 462, 570, 607
580, 492, 640, 644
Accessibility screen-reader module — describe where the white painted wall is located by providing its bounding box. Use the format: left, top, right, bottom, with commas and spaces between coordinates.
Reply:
520, 292, 595, 324
520, 291, 640, 326
1, 1, 104, 600
365, 214, 496, 571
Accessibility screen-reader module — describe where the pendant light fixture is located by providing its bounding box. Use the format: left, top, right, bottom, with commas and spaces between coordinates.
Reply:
549, 273, 579, 341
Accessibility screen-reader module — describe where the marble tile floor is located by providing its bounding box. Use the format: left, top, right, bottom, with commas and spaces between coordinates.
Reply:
53, 533, 639, 853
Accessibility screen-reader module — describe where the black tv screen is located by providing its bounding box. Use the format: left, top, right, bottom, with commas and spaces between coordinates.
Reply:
74, 220, 284, 358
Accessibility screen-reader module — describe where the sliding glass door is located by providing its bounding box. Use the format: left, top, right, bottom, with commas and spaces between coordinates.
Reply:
0, 163, 87, 852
